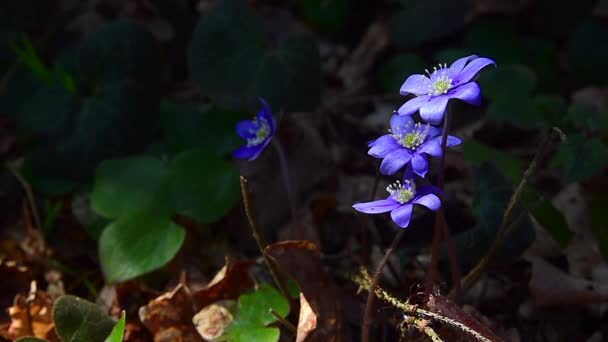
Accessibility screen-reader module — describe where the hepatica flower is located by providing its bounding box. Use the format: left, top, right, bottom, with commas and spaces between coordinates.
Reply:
353, 179, 441, 228
233, 99, 276, 161
398, 55, 496, 125
368, 114, 461, 176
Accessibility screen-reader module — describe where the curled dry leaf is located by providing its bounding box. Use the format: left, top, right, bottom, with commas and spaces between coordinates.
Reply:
0, 281, 58, 341
265, 240, 342, 342
139, 284, 201, 342
191, 260, 255, 310
192, 301, 235, 341
296, 293, 317, 342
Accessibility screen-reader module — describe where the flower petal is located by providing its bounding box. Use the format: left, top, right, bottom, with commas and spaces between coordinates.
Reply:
418, 139, 443, 158
236, 120, 256, 139
390, 204, 413, 228
257, 98, 277, 133
390, 114, 415, 136
400, 74, 432, 96
397, 95, 431, 116
447, 55, 477, 79
353, 198, 400, 214
419, 96, 449, 125
411, 153, 429, 177
453, 57, 496, 85
446, 135, 462, 147
368, 135, 401, 158
426, 125, 442, 139
413, 193, 441, 211
450, 82, 482, 105
233, 145, 263, 161
380, 149, 412, 175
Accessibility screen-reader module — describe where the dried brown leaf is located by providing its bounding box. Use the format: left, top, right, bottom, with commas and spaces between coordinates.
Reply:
191, 260, 255, 311
296, 293, 317, 342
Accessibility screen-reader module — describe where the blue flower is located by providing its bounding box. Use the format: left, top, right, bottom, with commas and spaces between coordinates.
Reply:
233, 99, 276, 161
353, 179, 441, 228
368, 114, 461, 177
398, 55, 496, 125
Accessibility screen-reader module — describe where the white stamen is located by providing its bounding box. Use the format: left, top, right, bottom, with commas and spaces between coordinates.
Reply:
246, 117, 271, 147
386, 179, 417, 204
390, 122, 431, 149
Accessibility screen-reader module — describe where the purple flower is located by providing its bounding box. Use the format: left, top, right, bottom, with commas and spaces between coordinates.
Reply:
368, 114, 461, 177
353, 179, 441, 228
398, 55, 496, 125
233, 99, 276, 161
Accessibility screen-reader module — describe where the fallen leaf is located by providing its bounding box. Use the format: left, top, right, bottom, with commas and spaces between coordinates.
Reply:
192, 301, 235, 341
296, 294, 317, 342
265, 240, 342, 341
191, 259, 255, 311
139, 284, 201, 342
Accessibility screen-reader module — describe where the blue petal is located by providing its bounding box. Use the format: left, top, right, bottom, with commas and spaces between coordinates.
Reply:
397, 95, 431, 116
368, 135, 401, 158
390, 114, 415, 136
257, 98, 277, 133
447, 55, 477, 80
390, 204, 413, 228
233, 145, 263, 160
449, 82, 482, 106
446, 135, 462, 147
419, 96, 449, 125
426, 125, 442, 139
453, 57, 496, 85
418, 139, 443, 158
380, 149, 412, 175
353, 198, 400, 214
411, 154, 429, 177
236, 120, 256, 139
412, 193, 441, 211
400, 74, 432, 96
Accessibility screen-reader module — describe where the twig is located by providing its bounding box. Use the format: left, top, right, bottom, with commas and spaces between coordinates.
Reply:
271, 140, 299, 238
457, 129, 562, 295
239, 176, 292, 304
425, 108, 462, 300
6, 161, 43, 231
270, 308, 297, 334
355, 270, 494, 342
361, 228, 406, 342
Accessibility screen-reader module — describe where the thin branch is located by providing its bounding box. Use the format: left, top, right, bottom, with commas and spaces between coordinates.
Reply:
6, 161, 43, 231
270, 308, 297, 334
361, 228, 406, 342
239, 176, 292, 304
271, 140, 300, 239
457, 128, 562, 295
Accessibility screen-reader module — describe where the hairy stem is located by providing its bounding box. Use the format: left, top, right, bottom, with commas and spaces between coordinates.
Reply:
271, 140, 299, 238
425, 108, 462, 300
239, 176, 292, 304
456, 129, 562, 295
361, 228, 406, 342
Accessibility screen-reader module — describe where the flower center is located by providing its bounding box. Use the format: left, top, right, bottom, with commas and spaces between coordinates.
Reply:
390, 122, 430, 150
386, 179, 416, 204
246, 117, 271, 147
425, 63, 453, 96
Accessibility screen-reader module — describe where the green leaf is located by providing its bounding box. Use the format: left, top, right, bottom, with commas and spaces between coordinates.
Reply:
388, 0, 473, 48
378, 53, 426, 92
550, 134, 608, 183
294, 0, 348, 32
568, 20, 608, 85
520, 39, 559, 92
565, 103, 608, 133
90, 156, 169, 219
99, 212, 185, 283
53, 295, 116, 342
190, 0, 320, 111
105, 310, 126, 342
463, 19, 525, 65
159, 101, 245, 156
222, 284, 290, 342
462, 140, 523, 183
591, 194, 608, 260
166, 148, 240, 224
448, 164, 535, 270
528, 192, 572, 248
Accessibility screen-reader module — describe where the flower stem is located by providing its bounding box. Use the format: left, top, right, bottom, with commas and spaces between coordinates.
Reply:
239, 176, 292, 305
455, 129, 562, 296
271, 139, 300, 238
361, 228, 406, 342
425, 107, 462, 301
